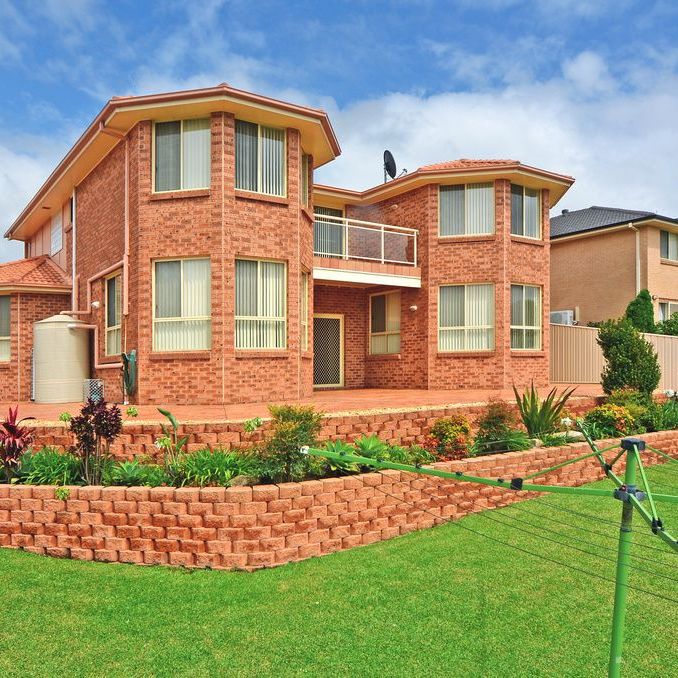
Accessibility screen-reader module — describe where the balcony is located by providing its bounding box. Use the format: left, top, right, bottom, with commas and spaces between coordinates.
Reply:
313, 214, 421, 288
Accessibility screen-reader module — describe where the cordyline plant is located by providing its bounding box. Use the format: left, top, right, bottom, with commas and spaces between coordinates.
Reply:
69, 399, 122, 485
512, 383, 576, 438
0, 406, 35, 482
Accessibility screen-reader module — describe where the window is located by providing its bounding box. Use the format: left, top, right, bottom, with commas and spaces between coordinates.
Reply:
370, 291, 401, 354
105, 274, 122, 356
154, 119, 210, 192
314, 206, 344, 257
438, 284, 494, 351
439, 183, 494, 236
50, 211, 62, 255
235, 259, 286, 349
660, 230, 678, 261
511, 284, 541, 349
235, 120, 286, 197
300, 272, 309, 351
300, 154, 311, 207
153, 258, 211, 351
659, 301, 678, 322
0, 296, 9, 361
511, 184, 541, 238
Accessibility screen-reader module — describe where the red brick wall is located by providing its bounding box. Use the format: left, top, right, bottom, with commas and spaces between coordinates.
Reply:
0, 292, 71, 401
0, 430, 672, 570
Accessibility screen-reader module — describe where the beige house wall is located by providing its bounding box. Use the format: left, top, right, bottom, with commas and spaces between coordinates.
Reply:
550, 228, 637, 324
643, 226, 678, 314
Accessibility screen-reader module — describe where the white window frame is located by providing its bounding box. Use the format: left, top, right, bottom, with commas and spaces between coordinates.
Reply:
0, 295, 10, 362
105, 273, 122, 357
438, 183, 495, 236
152, 257, 212, 352
50, 211, 62, 255
235, 120, 287, 197
300, 271, 309, 352
659, 300, 678, 322
369, 290, 401, 355
510, 283, 542, 350
235, 257, 288, 350
152, 118, 211, 193
660, 230, 678, 262
437, 283, 495, 352
511, 184, 542, 239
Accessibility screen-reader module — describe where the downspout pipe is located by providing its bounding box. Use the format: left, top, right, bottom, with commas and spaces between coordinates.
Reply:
627, 223, 640, 294
71, 188, 77, 310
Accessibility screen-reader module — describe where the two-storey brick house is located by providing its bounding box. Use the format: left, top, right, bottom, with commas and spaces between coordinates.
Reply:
1, 83, 574, 405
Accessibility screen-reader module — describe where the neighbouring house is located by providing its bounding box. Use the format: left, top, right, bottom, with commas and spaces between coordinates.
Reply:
550, 206, 678, 326
1, 83, 574, 405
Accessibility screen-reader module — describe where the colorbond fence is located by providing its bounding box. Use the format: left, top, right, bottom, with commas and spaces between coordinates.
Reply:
550, 323, 678, 390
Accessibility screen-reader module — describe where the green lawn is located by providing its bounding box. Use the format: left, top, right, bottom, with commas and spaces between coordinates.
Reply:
0, 465, 676, 677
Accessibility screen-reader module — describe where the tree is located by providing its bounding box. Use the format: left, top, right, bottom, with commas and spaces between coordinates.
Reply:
624, 289, 655, 333
597, 318, 661, 395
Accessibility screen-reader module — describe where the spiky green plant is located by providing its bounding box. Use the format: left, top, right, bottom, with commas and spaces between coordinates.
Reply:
512, 383, 576, 438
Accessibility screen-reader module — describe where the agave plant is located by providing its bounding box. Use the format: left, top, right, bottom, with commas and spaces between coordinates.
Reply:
512, 383, 576, 438
0, 406, 35, 482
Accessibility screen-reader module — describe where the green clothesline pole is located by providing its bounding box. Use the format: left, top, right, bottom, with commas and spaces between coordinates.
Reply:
301, 436, 677, 678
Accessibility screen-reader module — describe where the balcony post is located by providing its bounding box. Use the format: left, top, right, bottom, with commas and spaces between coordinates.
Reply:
343, 219, 349, 260
381, 225, 385, 264
413, 231, 417, 266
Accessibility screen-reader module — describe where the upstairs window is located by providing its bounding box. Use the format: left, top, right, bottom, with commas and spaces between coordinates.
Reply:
660, 230, 678, 261
659, 301, 678, 322
314, 206, 345, 257
439, 183, 494, 236
154, 119, 211, 192
106, 274, 122, 356
438, 284, 494, 352
300, 154, 311, 207
511, 284, 541, 349
50, 211, 62, 255
235, 120, 286, 197
235, 258, 287, 349
153, 258, 211, 351
0, 296, 9, 361
370, 291, 401, 354
511, 184, 541, 239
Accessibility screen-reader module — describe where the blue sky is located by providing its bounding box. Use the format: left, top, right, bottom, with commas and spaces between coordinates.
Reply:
2, 0, 678, 261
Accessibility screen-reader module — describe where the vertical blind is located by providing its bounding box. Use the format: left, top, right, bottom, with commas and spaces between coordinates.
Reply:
314, 206, 344, 256
510, 284, 541, 349
370, 292, 401, 354
106, 275, 122, 357
50, 211, 62, 255
235, 120, 286, 196
154, 258, 211, 351
438, 284, 494, 351
660, 230, 678, 261
235, 259, 286, 349
0, 296, 9, 361
155, 119, 210, 192
439, 183, 494, 235
300, 272, 309, 351
511, 184, 540, 238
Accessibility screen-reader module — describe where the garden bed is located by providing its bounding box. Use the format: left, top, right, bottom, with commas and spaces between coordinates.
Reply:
0, 431, 674, 570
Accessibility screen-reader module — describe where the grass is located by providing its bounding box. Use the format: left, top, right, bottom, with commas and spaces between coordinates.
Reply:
0, 464, 676, 677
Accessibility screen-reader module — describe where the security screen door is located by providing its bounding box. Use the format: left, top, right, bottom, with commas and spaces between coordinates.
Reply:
313, 314, 344, 388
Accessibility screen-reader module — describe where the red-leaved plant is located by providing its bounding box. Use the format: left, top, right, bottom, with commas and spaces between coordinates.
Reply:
0, 406, 35, 482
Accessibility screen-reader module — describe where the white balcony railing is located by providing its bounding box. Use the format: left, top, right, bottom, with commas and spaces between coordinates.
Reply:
313, 214, 417, 266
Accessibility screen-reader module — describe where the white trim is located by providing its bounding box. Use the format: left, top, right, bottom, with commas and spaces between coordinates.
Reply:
313, 267, 421, 288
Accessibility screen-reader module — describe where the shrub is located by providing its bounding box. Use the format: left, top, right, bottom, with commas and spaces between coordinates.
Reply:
513, 383, 575, 437
263, 405, 323, 482
104, 460, 168, 487
0, 406, 35, 482
656, 312, 678, 336
17, 447, 81, 486
661, 399, 678, 429
598, 319, 661, 395
606, 388, 652, 409
624, 289, 656, 333
69, 399, 122, 485
582, 404, 636, 439
170, 448, 257, 487
424, 415, 471, 461
472, 400, 532, 455
636, 403, 665, 433
471, 429, 532, 456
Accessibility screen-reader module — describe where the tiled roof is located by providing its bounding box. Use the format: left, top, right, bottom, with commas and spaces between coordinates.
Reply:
418, 159, 518, 171
0, 256, 71, 290
550, 206, 677, 239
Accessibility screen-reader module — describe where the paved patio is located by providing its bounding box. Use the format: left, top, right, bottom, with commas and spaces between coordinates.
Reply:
4, 384, 602, 424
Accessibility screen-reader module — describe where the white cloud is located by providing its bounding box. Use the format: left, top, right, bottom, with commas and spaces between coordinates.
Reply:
562, 51, 615, 93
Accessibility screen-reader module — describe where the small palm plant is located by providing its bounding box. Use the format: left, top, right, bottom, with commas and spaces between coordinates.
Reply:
512, 383, 576, 438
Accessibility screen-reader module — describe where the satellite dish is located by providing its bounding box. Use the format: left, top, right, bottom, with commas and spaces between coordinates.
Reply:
383, 150, 397, 181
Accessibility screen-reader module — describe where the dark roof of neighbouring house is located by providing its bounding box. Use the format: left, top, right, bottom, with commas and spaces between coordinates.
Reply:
550, 206, 678, 239
0, 255, 71, 291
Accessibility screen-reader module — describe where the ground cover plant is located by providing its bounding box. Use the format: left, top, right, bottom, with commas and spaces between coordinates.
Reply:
0, 465, 675, 677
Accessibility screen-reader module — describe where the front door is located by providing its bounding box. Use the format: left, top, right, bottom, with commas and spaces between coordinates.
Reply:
313, 314, 344, 388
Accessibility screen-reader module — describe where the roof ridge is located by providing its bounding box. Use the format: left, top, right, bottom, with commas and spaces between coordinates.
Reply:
588, 205, 655, 215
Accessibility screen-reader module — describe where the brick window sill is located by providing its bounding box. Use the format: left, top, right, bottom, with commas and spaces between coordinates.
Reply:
511, 350, 545, 357
366, 353, 402, 361
510, 235, 545, 247
235, 190, 289, 207
437, 234, 496, 244
301, 351, 313, 360
0, 361, 11, 369
235, 350, 291, 359
660, 258, 678, 268
149, 189, 210, 201
436, 351, 496, 358
149, 351, 212, 361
